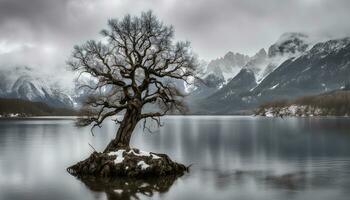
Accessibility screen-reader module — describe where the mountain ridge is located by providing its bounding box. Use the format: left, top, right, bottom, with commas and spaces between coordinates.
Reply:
189, 33, 350, 114
0, 66, 74, 108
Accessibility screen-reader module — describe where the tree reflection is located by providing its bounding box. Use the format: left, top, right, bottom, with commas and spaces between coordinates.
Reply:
78, 175, 181, 200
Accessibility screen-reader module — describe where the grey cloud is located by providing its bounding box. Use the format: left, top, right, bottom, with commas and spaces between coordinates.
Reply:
0, 0, 349, 89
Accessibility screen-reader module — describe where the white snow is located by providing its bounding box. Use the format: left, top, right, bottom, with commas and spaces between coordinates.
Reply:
254, 33, 312, 84
108, 149, 161, 166
137, 161, 150, 170
9, 113, 19, 117
270, 83, 279, 90
261, 105, 325, 117
108, 149, 161, 170
265, 108, 274, 117
140, 183, 150, 188
254, 55, 289, 85
222, 68, 241, 84
114, 189, 123, 194
301, 67, 311, 73
287, 105, 299, 114
128, 149, 161, 159
108, 150, 126, 164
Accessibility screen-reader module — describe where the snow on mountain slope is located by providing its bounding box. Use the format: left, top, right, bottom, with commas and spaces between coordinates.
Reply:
203, 31, 308, 104
188, 73, 225, 101
192, 68, 257, 114
244, 48, 268, 82
260, 33, 311, 81
268, 32, 310, 57
0, 66, 74, 108
205, 51, 250, 83
190, 34, 350, 114
250, 37, 350, 104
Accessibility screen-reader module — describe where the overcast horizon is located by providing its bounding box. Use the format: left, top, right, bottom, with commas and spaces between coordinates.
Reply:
1, 0, 350, 89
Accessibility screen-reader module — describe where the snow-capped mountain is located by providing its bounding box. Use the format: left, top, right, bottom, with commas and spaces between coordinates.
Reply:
2, 33, 348, 114
193, 68, 257, 114
189, 73, 225, 101
189, 33, 310, 109
257, 32, 311, 83
190, 34, 350, 114
187, 51, 251, 100
268, 32, 310, 57
250, 37, 350, 102
244, 48, 268, 80
206, 51, 250, 82
0, 66, 74, 108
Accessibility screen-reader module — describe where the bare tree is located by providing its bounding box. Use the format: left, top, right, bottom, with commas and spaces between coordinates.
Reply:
68, 11, 198, 152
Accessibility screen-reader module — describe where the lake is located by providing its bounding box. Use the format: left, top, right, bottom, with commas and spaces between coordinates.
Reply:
1, 116, 350, 200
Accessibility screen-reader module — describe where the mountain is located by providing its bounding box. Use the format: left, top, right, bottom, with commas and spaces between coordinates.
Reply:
0, 66, 74, 108
193, 68, 257, 114
251, 37, 350, 103
256, 32, 311, 83
0, 98, 76, 117
2, 34, 349, 115
189, 73, 225, 100
187, 51, 251, 100
268, 32, 310, 57
206, 51, 250, 82
244, 48, 268, 82
189, 34, 350, 114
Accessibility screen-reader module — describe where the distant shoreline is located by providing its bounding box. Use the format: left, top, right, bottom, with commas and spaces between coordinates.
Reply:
0, 116, 78, 120
2, 115, 350, 121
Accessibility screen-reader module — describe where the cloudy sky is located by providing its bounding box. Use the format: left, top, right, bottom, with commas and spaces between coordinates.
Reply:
0, 0, 349, 88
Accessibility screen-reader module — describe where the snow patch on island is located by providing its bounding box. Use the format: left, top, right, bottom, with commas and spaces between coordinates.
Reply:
128, 149, 161, 159
114, 189, 123, 194
108, 150, 126, 164
137, 161, 150, 170
108, 149, 161, 166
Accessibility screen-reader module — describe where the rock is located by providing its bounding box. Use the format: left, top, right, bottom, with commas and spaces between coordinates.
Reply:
67, 148, 188, 178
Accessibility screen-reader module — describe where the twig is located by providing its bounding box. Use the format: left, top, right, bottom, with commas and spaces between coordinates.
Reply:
88, 143, 97, 152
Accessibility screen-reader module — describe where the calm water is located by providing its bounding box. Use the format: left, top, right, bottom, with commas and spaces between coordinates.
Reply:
1, 116, 350, 200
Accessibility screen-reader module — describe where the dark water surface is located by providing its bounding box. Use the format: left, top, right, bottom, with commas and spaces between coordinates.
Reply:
1, 116, 350, 200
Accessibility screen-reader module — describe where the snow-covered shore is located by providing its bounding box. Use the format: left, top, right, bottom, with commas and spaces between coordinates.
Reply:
255, 104, 348, 117
0, 113, 29, 118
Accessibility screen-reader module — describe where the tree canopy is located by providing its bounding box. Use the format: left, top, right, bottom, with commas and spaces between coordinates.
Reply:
68, 11, 198, 150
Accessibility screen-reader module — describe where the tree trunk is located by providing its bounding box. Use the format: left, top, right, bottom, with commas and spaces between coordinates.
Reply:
103, 107, 140, 153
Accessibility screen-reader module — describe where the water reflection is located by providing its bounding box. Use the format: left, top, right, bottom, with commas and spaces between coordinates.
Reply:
1, 117, 350, 200
79, 175, 180, 200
